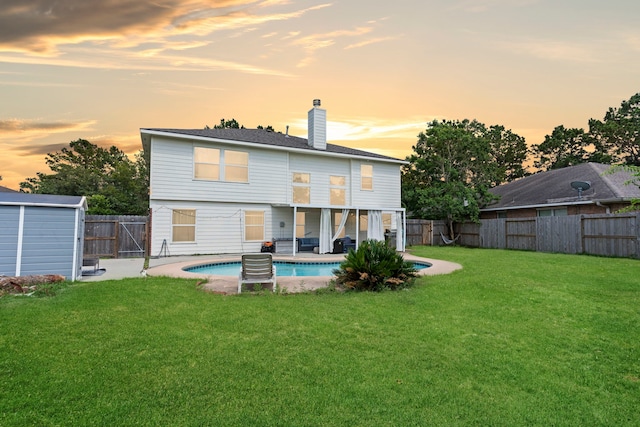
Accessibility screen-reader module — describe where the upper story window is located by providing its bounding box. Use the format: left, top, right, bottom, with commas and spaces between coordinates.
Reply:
194, 147, 248, 182
361, 164, 373, 191
224, 150, 249, 182
292, 172, 310, 204
194, 147, 220, 180
330, 175, 346, 205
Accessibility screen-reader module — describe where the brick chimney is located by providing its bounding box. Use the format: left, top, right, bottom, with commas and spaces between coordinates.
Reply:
307, 99, 326, 150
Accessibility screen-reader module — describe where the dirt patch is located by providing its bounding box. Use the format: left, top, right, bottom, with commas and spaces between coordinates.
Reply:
0, 275, 66, 296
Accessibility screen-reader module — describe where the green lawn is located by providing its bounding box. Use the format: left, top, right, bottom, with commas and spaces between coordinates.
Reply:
1, 247, 639, 426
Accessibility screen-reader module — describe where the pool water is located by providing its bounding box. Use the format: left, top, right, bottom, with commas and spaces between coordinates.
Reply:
184, 260, 430, 277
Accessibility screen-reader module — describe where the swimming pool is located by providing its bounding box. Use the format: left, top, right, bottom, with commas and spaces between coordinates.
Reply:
184, 260, 431, 277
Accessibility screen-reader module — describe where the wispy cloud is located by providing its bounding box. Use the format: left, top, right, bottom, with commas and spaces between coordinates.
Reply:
344, 35, 402, 50
452, 0, 539, 13
0, 47, 294, 76
292, 116, 425, 142
0, 0, 331, 62
0, 118, 96, 143
498, 38, 599, 62
292, 26, 374, 67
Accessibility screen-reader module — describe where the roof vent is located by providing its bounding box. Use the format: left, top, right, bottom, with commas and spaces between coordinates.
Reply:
313, 99, 321, 107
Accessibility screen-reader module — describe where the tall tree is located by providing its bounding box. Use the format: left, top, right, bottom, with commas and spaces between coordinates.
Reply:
589, 92, 640, 166
20, 139, 148, 215
402, 119, 522, 238
530, 125, 611, 171
205, 118, 243, 129
205, 118, 277, 132
485, 125, 529, 184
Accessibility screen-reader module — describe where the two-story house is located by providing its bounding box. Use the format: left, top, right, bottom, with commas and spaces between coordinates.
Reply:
140, 100, 407, 257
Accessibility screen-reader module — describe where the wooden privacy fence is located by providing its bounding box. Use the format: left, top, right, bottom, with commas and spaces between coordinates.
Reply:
84, 215, 149, 258
407, 213, 640, 258
456, 213, 640, 259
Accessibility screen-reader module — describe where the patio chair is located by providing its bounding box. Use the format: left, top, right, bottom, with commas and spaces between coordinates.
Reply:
238, 253, 277, 293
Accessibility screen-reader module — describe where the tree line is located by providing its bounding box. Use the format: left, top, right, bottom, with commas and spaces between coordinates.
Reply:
16, 93, 640, 220
402, 92, 640, 236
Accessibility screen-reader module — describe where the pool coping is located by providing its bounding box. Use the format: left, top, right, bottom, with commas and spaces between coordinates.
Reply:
146, 252, 462, 294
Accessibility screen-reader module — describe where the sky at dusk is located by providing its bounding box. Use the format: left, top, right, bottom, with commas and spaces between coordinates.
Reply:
1, 0, 639, 190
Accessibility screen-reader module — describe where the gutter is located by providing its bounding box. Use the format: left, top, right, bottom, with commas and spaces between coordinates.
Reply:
481, 199, 595, 212
0, 196, 87, 210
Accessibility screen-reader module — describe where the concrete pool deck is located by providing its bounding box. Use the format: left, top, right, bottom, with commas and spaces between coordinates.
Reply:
144, 252, 462, 294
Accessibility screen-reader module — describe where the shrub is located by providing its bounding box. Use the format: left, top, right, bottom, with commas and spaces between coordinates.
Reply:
333, 239, 418, 291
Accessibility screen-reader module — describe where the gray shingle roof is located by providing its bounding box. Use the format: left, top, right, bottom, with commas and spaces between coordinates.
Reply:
0, 192, 85, 207
0, 185, 17, 193
484, 163, 640, 210
140, 128, 405, 163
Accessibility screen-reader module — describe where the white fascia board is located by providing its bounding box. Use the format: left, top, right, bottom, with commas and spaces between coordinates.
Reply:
141, 129, 408, 165
0, 198, 87, 209
280, 203, 405, 212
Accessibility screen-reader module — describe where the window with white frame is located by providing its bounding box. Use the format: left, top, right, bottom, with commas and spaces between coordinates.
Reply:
194, 147, 220, 180
194, 147, 248, 182
172, 209, 196, 242
296, 211, 306, 238
292, 172, 310, 204
224, 150, 248, 182
361, 164, 373, 191
244, 210, 264, 241
330, 175, 346, 205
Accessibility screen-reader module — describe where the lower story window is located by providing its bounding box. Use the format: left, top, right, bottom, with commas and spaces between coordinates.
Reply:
538, 208, 568, 217
172, 209, 196, 242
245, 210, 265, 241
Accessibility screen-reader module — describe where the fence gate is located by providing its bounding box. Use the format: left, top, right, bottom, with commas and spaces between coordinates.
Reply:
119, 222, 147, 258
84, 215, 148, 258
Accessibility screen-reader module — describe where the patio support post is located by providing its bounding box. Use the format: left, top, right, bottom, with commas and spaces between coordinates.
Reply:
292, 206, 297, 256
355, 208, 360, 251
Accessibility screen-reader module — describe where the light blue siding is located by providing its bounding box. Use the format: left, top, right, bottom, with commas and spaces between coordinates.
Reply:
147, 132, 404, 256
150, 137, 289, 204
0, 206, 19, 276
20, 207, 76, 278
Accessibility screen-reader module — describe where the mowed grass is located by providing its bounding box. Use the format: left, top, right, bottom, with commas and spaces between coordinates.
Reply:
1, 247, 639, 426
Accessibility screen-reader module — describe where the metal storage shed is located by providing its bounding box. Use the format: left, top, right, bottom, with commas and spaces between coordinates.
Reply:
0, 193, 87, 281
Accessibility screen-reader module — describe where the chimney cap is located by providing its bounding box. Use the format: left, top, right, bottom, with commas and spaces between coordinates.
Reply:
313, 99, 321, 107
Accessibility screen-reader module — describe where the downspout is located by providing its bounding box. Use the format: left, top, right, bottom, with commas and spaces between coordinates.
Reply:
595, 201, 610, 214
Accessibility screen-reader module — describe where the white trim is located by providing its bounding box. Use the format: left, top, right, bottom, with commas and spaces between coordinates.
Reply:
15, 206, 24, 276
0, 196, 87, 210
71, 208, 80, 281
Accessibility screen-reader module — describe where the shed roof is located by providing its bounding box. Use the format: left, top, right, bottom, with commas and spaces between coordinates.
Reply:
0, 192, 87, 209
140, 128, 406, 164
483, 163, 640, 211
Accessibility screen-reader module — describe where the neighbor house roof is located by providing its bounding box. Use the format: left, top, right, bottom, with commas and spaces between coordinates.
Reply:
0, 185, 17, 193
0, 192, 87, 209
140, 128, 406, 164
482, 163, 640, 211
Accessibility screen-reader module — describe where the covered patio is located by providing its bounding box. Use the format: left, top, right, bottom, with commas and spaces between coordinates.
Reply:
270, 205, 406, 256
